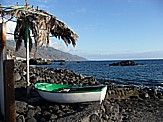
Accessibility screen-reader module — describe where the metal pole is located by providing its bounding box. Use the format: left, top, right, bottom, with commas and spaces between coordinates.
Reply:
0, 22, 6, 119
25, 19, 30, 93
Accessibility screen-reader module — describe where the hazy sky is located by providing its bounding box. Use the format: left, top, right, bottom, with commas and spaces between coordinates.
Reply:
1, 0, 163, 60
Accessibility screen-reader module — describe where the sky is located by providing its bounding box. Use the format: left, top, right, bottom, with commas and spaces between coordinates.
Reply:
1, 0, 163, 60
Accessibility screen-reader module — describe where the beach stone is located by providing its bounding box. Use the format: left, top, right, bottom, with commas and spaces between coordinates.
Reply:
145, 93, 149, 98
50, 114, 58, 120
27, 105, 35, 109
14, 72, 21, 81
139, 92, 146, 99
101, 111, 109, 120
15, 81, 27, 89
49, 79, 55, 83
89, 114, 100, 122
111, 104, 121, 121
16, 115, 25, 122
27, 109, 36, 118
15, 101, 28, 114
112, 104, 119, 113
43, 111, 51, 119
27, 117, 37, 122
79, 74, 85, 79
35, 114, 46, 122
103, 102, 113, 116
35, 106, 41, 113
52, 105, 60, 111
57, 110, 65, 117
30, 75, 37, 83
23, 70, 27, 76
60, 104, 66, 109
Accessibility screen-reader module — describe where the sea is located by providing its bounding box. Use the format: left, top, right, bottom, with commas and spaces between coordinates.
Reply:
42, 59, 163, 90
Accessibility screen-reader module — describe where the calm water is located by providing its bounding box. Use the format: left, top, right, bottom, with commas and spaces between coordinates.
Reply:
43, 59, 163, 89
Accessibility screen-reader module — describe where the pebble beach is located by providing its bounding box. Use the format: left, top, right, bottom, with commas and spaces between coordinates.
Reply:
1, 61, 163, 122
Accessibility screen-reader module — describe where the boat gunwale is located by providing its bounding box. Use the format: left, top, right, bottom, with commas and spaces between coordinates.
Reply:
34, 83, 107, 94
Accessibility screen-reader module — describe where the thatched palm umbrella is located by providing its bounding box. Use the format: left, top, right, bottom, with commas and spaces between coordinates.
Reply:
0, 3, 78, 90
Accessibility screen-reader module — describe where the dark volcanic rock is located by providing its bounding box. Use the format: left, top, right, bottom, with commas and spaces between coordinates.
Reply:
109, 60, 142, 66
27, 117, 37, 122
89, 114, 100, 122
27, 109, 36, 118
15, 101, 28, 114
11, 61, 163, 122
29, 58, 52, 65
16, 114, 25, 122
14, 72, 21, 81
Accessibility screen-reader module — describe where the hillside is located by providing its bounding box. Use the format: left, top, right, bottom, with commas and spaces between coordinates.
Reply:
6, 40, 87, 61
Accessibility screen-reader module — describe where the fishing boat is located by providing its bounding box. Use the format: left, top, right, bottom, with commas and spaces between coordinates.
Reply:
34, 83, 107, 103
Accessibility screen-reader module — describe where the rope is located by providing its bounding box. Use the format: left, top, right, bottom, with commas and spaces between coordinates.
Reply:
6, 32, 54, 37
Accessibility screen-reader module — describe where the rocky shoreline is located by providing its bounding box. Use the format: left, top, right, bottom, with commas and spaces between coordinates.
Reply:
1, 61, 163, 122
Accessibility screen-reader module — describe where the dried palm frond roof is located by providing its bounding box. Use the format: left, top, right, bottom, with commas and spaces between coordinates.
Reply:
0, 4, 78, 56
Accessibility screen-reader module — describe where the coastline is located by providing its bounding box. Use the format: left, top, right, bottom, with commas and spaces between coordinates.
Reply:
43, 59, 163, 89
1, 61, 163, 122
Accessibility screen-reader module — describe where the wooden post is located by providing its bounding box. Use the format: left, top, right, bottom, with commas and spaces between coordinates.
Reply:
4, 60, 15, 122
0, 51, 5, 118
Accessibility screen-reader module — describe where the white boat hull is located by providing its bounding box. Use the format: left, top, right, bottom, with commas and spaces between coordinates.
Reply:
37, 86, 107, 103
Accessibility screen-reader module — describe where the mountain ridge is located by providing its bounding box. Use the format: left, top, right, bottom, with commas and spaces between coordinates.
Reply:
6, 40, 87, 61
